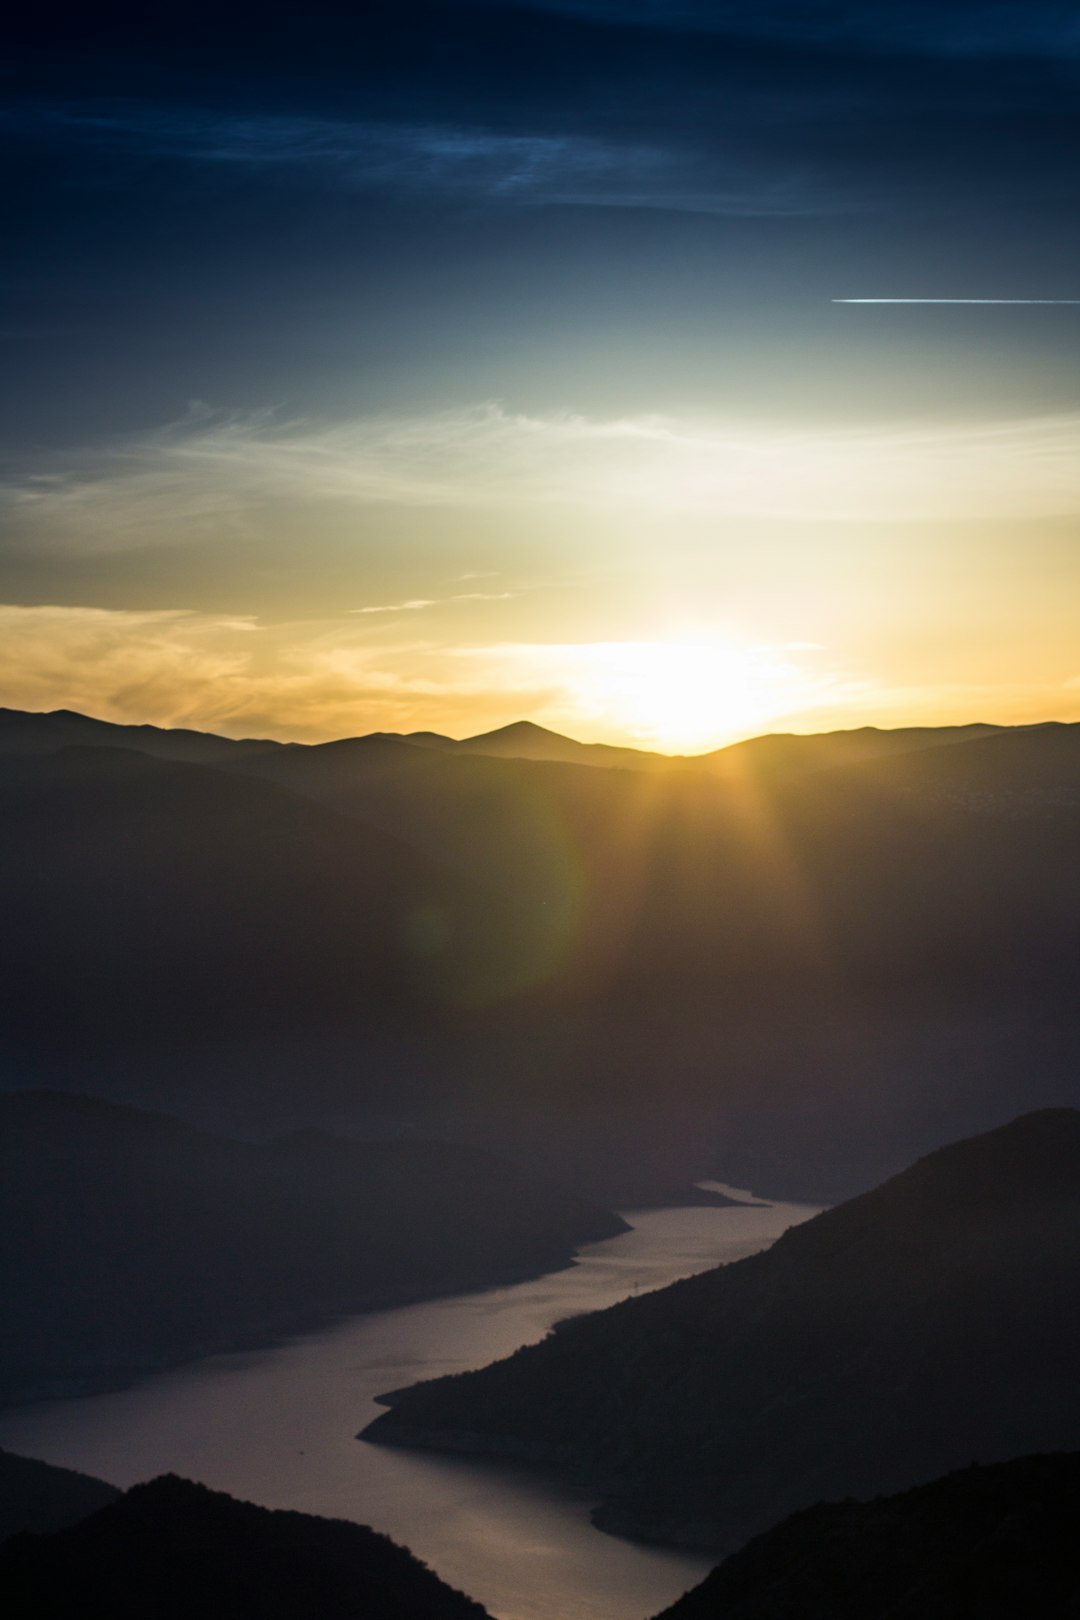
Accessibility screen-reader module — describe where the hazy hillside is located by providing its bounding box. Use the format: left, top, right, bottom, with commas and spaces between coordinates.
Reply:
0, 707, 276, 765
653, 1453, 1080, 1620
364, 1111, 1080, 1552
0, 744, 547, 1040
0, 1474, 491, 1619
0, 1091, 625, 1406
703, 722, 1004, 780
223, 714, 1080, 1198
452, 719, 672, 770
225, 715, 1080, 1008
3, 710, 1080, 1200
0, 1449, 118, 1543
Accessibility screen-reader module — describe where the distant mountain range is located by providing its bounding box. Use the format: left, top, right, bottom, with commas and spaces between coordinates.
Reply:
363, 1110, 1080, 1554
2, 706, 1080, 1201
0, 1472, 490, 1620
0, 1091, 624, 1407
0, 703, 1023, 773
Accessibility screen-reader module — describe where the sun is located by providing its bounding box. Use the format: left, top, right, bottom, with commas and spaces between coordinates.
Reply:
559, 637, 821, 753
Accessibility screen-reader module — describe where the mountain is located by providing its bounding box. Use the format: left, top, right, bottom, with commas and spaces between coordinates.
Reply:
3, 708, 1080, 1201
363, 1111, 1080, 1553
816, 718, 1080, 806
0, 1449, 118, 1543
0, 707, 667, 770
0, 706, 276, 764
453, 720, 670, 770
0, 743, 552, 1042
703, 722, 1004, 781
652, 1453, 1080, 1620
223, 711, 1080, 1200
222, 714, 1080, 1012
0, 1091, 625, 1406
0, 1474, 490, 1619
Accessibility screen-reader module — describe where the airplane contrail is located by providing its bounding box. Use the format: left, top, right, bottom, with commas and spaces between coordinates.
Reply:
833, 298, 1080, 305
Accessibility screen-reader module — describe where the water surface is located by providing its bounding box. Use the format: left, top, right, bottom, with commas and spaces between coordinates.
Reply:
0, 1190, 816, 1620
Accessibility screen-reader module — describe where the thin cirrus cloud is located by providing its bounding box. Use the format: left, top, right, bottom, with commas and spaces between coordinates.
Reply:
6, 403, 1080, 559
0, 602, 865, 749
353, 593, 518, 615
0, 603, 531, 741
8, 600, 1078, 751
10, 101, 841, 217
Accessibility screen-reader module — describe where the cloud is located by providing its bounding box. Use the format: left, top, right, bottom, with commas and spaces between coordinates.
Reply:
352, 591, 517, 615
4, 603, 1079, 750
0, 602, 862, 751
0, 606, 255, 725
0, 605, 508, 738
7, 403, 1080, 559
0, 603, 842, 750
8, 102, 843, 218
0, 604, 553, 743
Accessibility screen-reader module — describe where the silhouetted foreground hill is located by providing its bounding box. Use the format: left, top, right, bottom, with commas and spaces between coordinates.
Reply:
0, 1448, 118, 1542
652, 1453, 1080, 1620
0, 1473, 490, 1619
0, 1091, 625, 1406
364, 1111, 1080, 1553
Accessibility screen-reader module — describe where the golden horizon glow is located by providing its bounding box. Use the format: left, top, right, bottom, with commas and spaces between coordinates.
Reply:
485, 637, 834, 753
5, 402, 1080, 748
2, 603, 1080, 754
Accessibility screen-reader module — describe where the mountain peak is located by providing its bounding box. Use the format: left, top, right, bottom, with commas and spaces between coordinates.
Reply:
465, 720, 565, 742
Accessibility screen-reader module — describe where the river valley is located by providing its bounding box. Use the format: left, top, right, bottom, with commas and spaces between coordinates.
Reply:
0, 1188, 817, 1620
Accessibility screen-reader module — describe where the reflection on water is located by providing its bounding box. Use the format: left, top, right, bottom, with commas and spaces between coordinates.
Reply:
0, 1195, 816, 1620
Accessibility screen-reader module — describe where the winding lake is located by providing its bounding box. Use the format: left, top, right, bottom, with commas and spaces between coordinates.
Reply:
0, 1187, 817, 1620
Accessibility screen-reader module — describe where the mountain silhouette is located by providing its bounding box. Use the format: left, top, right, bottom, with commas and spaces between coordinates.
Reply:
0, 706, 278, 764
4, 708, 1080, 1200
363, 1110, 1080, 1552
0, 1449, 118, 1542
0, 1091, 624, 1405
0, 1473, 490, 1619
652, 1452, 1080, 1620
0, 743, 558, 1040
702, 722, 1004, 781
454, 719, 670, 770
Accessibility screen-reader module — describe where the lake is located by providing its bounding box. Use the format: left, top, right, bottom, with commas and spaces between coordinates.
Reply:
0, 1186, 817, 1620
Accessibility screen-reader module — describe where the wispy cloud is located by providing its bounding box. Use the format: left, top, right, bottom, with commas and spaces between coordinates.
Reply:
4, 603, 1079, 750
0, 604, 534, 741
8, 101, 842, 218
6, 402, 1080, 558
0, 604, 856, 749
352, 591, 517, 616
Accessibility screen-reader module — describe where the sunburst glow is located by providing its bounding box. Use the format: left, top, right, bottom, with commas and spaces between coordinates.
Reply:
543, 638, 826, 752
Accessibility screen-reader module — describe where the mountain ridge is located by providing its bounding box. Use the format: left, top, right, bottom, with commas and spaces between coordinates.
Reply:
0, 1089, 625, 1406
363, 1109, 1080, 1552
651, 1452, 1080, 1620
0, 703, 1057, 769
0, 1473, 491, 1619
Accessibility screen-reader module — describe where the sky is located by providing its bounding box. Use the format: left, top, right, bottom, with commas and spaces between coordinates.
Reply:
4, 0, 1080, 750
